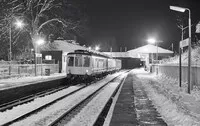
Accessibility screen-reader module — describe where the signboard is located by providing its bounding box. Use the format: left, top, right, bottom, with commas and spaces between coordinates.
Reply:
36, 53, 42, 57
196, 21, 200, 33
180, 38, 189, 48
45, 55, 52, 60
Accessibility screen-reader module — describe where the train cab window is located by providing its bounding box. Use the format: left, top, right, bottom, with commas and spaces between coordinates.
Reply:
68, 56, 74, 66
83, 56, 90, 67
75, 56, 82, 67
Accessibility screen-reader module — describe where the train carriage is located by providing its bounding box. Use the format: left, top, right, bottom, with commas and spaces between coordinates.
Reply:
66, 50, 121, 82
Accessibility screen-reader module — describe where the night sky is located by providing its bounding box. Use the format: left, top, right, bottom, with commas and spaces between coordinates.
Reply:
85, 0, 200, 52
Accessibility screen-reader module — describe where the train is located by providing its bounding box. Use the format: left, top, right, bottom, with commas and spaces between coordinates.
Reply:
66, 49, 121, 82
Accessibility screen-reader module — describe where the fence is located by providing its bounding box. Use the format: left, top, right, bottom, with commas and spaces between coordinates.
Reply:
151, 64, 200, 87
0, 63, 59, 78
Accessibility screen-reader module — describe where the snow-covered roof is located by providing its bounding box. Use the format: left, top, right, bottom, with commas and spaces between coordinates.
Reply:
128, 44, 173, 54
128, 44, 173, 57
40, 40, 87, 53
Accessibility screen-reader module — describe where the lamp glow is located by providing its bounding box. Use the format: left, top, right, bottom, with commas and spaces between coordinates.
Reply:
36, 38, 45, 46
14, 19, 24, 29
147, 38, 156, 44
95, 46, 100, 51
170, 6, 186, 12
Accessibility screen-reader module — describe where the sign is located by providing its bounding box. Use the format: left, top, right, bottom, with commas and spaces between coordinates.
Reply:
196, 21, 200, 33
180, 38, 189, 48
45, 55, 52, 60
36, 53, 42, 57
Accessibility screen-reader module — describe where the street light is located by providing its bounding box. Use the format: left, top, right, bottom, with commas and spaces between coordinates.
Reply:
147, 38, 162, 74
9, 19, 24, 75
9, 19, 24, 61
170, 5, 191, 94
88, 46, 92, 50
95, 46, 100, 51
14, 19, 25, 29
147, 38, 162, 63
35, 37, 45, 76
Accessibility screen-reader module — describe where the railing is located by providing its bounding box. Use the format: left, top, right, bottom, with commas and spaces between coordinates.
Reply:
0, 63, 59, 79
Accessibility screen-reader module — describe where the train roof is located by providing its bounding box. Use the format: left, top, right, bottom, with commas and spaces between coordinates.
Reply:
67, 50, 111, 58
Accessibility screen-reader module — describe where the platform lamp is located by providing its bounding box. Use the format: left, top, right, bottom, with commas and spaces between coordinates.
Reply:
95, 46, 100, 51
9, 19, 25, 75
34, 37, 45, 76
147, 38, 163, 75
170, 5, 192, 94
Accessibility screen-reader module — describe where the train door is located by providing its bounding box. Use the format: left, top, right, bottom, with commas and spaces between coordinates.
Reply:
74, 54, 83, 75
66, 55, 74, 75
82, 55, 91, 75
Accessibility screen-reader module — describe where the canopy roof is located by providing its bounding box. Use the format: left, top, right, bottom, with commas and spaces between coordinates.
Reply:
128, 44, 173, 57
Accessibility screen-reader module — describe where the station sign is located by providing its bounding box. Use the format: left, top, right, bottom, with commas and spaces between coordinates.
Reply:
180, 38, 189, 48
36, 53, 42, 57
45, 55, 52, 60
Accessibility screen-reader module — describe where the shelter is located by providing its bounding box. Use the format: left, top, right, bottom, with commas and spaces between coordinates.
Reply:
128, 44, 173, 56
104, 44, 173, 69
128, 44, 173, 69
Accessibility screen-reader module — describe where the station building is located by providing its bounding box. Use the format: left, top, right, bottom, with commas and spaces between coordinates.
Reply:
40, 40, 173, 72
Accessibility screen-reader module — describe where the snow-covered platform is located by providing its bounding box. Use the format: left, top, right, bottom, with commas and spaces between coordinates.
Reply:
0, 73, 66, 104
0, 73, 66, 90
105, 69, 200, 126
107, 70, 167, 126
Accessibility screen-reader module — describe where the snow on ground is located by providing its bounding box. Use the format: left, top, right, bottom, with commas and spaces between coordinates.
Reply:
11, 72, 122, 126
161, 46, 200, 65
66, 74, 127, 126
0, 72, 122, 126
0, 73, 66, 89
66, 82, 120, 126
0, 85, 82, 125
134, 68, 200, 126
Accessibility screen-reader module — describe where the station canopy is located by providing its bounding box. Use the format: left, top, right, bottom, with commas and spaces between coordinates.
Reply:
128, 44, 173, 58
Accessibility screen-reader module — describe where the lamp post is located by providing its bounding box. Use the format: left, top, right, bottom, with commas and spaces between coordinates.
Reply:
35, 38, 45, 76
170, 6, 191, 94
9, 19, 24, 75
147, 38, 162, 74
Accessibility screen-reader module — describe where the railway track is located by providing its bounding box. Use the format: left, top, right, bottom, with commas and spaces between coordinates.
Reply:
0, 75, 105, 112
51, 72, 128, 126
0, 71, 127, 126
0, 85, 69, 112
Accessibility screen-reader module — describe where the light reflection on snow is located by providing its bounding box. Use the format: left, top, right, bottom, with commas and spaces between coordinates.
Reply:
133, 68, 200, 126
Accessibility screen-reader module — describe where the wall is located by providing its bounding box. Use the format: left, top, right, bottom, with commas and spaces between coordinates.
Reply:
42, 51, 62, 73
152, 64, 200, 86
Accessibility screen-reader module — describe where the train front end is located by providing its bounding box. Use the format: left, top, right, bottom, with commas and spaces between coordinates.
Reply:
66, 52, 92, 81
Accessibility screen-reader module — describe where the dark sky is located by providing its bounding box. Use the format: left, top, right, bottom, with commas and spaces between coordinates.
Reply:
85, 0, 200, 52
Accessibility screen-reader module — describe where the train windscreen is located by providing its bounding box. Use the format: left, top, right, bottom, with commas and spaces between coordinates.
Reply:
68, 56, 74, 66
75, 56, 82, 67
83, 56, 90, 67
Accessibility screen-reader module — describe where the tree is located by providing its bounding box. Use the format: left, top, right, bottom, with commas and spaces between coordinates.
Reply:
0, 0, 88, 60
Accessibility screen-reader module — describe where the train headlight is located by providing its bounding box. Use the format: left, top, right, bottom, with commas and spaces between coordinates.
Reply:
86, 70, 89, 73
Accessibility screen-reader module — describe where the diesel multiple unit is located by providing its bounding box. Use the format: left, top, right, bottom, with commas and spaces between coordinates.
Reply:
66, 50, 121, 81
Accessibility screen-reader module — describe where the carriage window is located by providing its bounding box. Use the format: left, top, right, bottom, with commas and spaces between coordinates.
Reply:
83, 56, 90, 67
68, 57, 74, 66
75, 56, 82, 67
